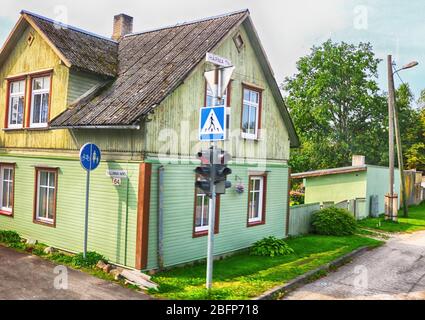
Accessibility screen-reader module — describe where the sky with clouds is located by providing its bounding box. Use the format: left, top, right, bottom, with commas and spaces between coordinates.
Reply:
1, 0, 424, 103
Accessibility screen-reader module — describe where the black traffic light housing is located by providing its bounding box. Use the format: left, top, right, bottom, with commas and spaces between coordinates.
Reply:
194, 148, 232, 197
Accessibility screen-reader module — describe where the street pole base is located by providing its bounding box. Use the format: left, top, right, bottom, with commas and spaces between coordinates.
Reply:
385, 193, 398, 222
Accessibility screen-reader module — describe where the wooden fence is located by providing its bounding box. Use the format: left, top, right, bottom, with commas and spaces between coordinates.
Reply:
288, 198, 367, 236
288, 203, 320, 236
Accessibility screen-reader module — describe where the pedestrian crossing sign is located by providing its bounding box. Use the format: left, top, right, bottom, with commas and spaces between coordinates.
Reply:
199, 106, 226, 141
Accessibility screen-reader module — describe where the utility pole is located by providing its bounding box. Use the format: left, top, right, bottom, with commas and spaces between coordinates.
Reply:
392, 80, 409, 218
386, 55, 396, 221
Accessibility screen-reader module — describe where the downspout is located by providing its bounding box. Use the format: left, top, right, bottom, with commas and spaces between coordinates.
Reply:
157, 165, 165, 270
286, 167, 291, 237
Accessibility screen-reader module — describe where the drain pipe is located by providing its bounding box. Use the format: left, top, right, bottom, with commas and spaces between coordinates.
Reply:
157, 166, 165, 270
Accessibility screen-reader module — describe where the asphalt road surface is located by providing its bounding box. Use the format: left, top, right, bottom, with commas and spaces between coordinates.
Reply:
285, 231, 425, 300
0, 245, 151, 300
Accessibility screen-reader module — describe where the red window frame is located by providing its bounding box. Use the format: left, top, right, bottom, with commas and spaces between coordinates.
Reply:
33, 167, 58, 227
4, 71, 53, 130
4, 76, 27, 129
27, 72, 53, 129
247, 172, 267, 227
0, 163, 16, 217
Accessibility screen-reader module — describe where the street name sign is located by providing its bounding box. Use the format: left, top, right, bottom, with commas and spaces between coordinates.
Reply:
106, 170, 128, 178
206, 52, 232, 68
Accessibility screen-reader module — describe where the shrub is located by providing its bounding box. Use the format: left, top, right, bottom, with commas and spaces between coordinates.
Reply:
0, 230, 21, 244
72, 251, 106, 268
251, 236, 294, 257
290, 191, 305, 206
312, 207, 357, 236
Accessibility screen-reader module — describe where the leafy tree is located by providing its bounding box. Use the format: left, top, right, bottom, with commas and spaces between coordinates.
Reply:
405, 103, 425, 171
284, 40, 389, 172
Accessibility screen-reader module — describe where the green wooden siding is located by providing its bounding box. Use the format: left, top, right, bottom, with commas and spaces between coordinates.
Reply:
304, 171, 367, 205
0, 155, 140, 268
67, 70, 104, 104
146, 162, 289, 269
366, 166, 401, 215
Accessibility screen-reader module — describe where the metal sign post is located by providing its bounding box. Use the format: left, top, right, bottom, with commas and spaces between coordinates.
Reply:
79, 143, 101, 259
202, 53, 235, 290
206, 145, 216, 290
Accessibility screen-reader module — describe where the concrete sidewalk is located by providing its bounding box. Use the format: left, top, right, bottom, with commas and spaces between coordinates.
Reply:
0, 246, 151, 300
284, 231, 425, 300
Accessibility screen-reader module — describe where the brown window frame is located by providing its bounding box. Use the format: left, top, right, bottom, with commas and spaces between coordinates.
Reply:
0, 163, 16, 217
240, 84, 263, 140
33, 167, 58, 228
193, 175, 220, 238
247, 172, 267, 227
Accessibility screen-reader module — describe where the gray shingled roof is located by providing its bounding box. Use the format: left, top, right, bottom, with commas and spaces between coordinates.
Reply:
50, 10, 249, 127
22, 11, 118, 77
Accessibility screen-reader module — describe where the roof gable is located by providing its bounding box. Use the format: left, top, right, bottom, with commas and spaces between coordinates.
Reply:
0, 10, 118, 77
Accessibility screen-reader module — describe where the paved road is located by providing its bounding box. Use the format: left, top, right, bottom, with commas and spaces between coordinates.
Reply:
0, 246, 151, 300
285, 231, 425, 300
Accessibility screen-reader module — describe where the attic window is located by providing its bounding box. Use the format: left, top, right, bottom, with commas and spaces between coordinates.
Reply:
27, 34, 35, 46
233, 33, 244, 52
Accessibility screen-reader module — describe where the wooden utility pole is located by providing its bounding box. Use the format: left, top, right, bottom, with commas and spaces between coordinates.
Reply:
386, 55, 396, 221
392, 80, 409, 218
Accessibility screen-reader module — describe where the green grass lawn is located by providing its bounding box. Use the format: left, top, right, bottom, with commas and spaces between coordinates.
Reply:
149, 235, 382, 300
358, 202, 425, 233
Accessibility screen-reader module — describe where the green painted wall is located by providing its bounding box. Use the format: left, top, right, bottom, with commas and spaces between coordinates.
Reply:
0, 155, 140, 268
304, 171, 367, 205
67, 70, 104, 104
145, 161, 289, 269
366, 166, 400, 215
144, 24, 290, 162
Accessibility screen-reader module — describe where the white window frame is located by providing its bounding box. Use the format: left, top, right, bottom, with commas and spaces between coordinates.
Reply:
8, 80, 25, 129
30, 76, 50, 128
195, 193, 210, 233
241, 88, 260, 140
248, 176, 264, 224
0, 165, 14, 214
35, 169, 56, 225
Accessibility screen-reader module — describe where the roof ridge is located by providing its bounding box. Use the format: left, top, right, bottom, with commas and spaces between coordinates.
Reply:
20, 9, 118, 43
124, 8, 249, 38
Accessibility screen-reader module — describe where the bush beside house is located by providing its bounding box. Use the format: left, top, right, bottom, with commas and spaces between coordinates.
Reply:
312, 207, 357, 236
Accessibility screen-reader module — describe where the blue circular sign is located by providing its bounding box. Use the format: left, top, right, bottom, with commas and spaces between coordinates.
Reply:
79, 143, 101, 171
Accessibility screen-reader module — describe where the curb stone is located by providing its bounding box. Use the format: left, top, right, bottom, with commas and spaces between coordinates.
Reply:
253, 246, 371, 300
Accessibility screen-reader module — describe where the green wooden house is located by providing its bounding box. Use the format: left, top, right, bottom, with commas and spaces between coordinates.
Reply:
0, 9, 299, 270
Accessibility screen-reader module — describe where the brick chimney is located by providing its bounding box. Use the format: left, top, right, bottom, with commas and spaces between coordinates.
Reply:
352, 155, 366, 166
112, 14, 133, 40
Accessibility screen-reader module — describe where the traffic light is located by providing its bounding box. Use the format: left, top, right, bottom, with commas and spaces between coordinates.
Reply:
195, 148, 232, 197
195, 150, 212, 196
214, 149, 232, 195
